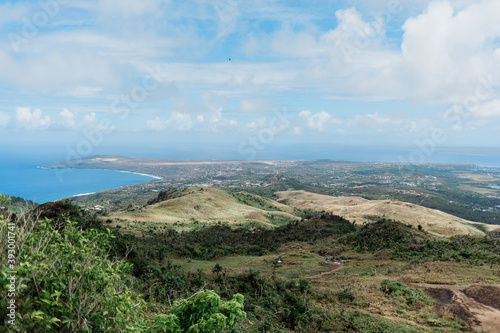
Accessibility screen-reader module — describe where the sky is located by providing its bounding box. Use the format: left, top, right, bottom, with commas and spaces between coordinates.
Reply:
1, 0, 500, 160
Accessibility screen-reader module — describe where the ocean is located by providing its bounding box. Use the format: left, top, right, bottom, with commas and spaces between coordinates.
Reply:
1, 146, 500, 204
0, 150, 158, 204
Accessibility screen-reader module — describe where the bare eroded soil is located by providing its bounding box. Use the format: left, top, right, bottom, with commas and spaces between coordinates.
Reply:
410, 283, 500, 332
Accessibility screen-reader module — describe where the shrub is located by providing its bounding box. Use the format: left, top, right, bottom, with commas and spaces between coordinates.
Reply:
147, 291, 246, 333
0, 217, 142, 332
381, 280, 435, 307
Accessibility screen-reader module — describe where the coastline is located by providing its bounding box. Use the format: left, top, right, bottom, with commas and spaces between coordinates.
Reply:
67, 192, 97, 198
27, 165, 164, 203
58, 168, 163, 201
116, 170, 163, 180
39, 165, 164, 181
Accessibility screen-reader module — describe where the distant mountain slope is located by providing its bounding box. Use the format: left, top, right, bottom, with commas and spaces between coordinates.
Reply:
111, 187, 299, 229
276, 190, 490, 237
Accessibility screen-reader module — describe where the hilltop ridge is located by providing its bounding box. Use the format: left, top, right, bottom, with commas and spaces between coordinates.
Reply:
277, 190, 491, 237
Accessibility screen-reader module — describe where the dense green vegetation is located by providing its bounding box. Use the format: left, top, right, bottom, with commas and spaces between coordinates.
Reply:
380, 280, 435, 307
127, 214, 355, 261
0, 207, 247, 332
147, 188, 191, 206
231, 192, 284, 212
339, 220, 500, 265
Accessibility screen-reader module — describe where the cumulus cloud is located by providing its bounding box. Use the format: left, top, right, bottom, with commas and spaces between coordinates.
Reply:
146, 112, 192, 131
247, 118, 267, 129
83, 112, 96, 126
470, 100, 500, 119
0, 112, 10, 127
168, 112, 192, 130
59, 109, 77, 129
400, 0, 500, 102
299, 110, 341, 132
15, 107, 52, 130
322, 7, 386, 54
443, 99, 500, 126
146, 117, 165, 131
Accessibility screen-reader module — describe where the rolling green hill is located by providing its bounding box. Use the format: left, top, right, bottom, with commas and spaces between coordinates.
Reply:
111, 187, 300, 232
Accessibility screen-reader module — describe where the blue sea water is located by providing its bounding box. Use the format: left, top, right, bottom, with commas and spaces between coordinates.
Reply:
1, 145, 500, 204
0, 150, 158, 204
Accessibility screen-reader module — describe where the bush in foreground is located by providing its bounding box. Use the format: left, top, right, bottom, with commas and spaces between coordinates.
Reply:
0, 213, 246, 332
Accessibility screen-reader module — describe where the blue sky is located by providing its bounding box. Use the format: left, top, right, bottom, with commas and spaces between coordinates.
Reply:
1, 0, 500, 160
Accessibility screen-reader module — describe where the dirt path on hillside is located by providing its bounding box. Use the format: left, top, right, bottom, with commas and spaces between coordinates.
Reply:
408, 283, 500, 333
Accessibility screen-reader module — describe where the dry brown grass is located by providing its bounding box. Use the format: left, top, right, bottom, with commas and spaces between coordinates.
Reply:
276, 190, 488, 237
399, 261, 500, 285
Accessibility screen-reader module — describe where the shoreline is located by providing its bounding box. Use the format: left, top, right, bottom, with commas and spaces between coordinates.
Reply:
116, 170, 163, 180
68, 192, 97, 198
36, 166, 163, 203
40, 166, 164, 181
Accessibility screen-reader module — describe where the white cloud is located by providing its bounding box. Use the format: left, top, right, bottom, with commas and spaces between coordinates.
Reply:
350, 112, 403, 128
167, 111, 192, 130
59, 109, 77, 129
15, 107, 52, 130
299, 110, 341, 132
247, 118, 267, 129
471, 100, 500, 119
443, 99, 500, 125
400, 0, 500, 102
146, 112, 192, 131
0, 112, 10, 127
98, 0, 168, 18
83, 112, 96, 125
146, 116, 165, 131
322, 7, 386, 51
238, 98, 274, 113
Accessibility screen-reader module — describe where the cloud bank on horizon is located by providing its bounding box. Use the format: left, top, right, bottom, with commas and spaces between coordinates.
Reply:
0, 0, 499, 154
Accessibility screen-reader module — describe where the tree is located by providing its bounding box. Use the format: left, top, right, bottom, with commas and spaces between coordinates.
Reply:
0, 218, 142, 332
148, 290, 246, 332
1, 208, 246, 332
212, 263, 223, 276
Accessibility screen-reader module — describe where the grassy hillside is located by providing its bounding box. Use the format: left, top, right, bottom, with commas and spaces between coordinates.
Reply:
110, 187, 300, 233
277, 190, 490, 237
